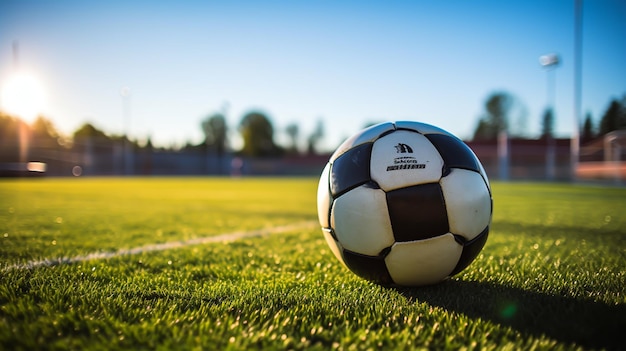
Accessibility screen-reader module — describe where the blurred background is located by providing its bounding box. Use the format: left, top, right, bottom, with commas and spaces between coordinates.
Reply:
0, 0, 624, 181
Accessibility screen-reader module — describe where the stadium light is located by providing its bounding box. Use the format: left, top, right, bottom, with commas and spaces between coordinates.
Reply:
539, 54, 560, 68
540, 53, 560, 181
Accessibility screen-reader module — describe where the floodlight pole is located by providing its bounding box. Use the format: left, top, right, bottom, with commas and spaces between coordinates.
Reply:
497, 130, 509, 181
12, 41, 19, 70
605, 132, 624, 185
9, 40, 31, 165
572, 0, 583, 182
219, 101, 230, 175
540, 53, 559, 181
120, 86, 133, 176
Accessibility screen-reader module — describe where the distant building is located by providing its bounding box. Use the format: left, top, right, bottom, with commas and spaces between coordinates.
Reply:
2, 133, 624, 183
466, 138, 572, 181
577, 130, 626, 182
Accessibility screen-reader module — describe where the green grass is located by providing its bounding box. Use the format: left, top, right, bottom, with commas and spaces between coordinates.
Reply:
1, 178, 625, 350
0, 178, 314, 262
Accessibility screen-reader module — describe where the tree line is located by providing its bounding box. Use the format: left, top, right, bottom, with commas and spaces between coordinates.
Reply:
2, 91, 625, 164
0, 109, 330, 163
472, 91, 626, 142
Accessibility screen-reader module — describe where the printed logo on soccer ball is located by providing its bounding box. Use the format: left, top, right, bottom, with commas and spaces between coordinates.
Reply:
386, 143, 426, 172
317, 121, 492, 286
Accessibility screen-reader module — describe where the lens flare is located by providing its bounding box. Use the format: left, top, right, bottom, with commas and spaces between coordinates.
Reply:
1, 71, 47, 122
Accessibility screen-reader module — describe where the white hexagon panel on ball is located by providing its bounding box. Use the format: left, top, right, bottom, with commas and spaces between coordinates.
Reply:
316, 163, 332, 228
370, 130, 444, 192
331, 185, 395, 257
385, 233, 463, 286
440, 168, 492, 240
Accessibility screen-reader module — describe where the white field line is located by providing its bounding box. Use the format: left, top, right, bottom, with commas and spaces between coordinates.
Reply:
3, 221, 318, 271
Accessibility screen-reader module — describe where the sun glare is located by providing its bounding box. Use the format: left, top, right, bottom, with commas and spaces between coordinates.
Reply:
1, 71, 47, 122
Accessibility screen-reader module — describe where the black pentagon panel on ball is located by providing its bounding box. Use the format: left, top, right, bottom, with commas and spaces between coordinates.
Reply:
386, 183, 449, 242
450, 226, 489, 276
329, 122, 395, 162
342, 250, 394, 285
394, 120, 452, 136
330, 143, 373, 197
425, 134, 480, 173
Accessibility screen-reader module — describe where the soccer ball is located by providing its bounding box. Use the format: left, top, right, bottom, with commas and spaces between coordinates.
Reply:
317, 121, 492, 286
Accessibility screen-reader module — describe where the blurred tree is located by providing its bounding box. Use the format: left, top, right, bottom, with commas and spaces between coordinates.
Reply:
581, 112, 595, 142
73, 123, 109, 139
540, 108, 554, 139
201, 113, 228, 174
472, 92, 514, 140
510, 103, 529, 138
72, 122, 116, 154
238, 111, 281, 157
285, 122, 300, 154
2, 114, 75, 165
599, 96, 626, 135
28, 116, 66, 163
145, 136, 154, 150
472, 119, 491, 141
201, 113, 228, 154
0, 112, 22, 162
307, 119, 325, 154
31, 116, 60, 148
73, 123, 124, 174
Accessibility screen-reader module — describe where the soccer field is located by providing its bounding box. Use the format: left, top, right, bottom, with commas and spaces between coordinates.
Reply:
1, 178, 625, 350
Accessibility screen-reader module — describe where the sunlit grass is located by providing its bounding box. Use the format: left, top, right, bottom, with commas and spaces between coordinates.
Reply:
0, 178, 316, 262
1, 178, 625, 350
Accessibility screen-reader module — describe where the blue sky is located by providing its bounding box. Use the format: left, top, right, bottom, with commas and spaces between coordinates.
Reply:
0, 0, 624, 151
